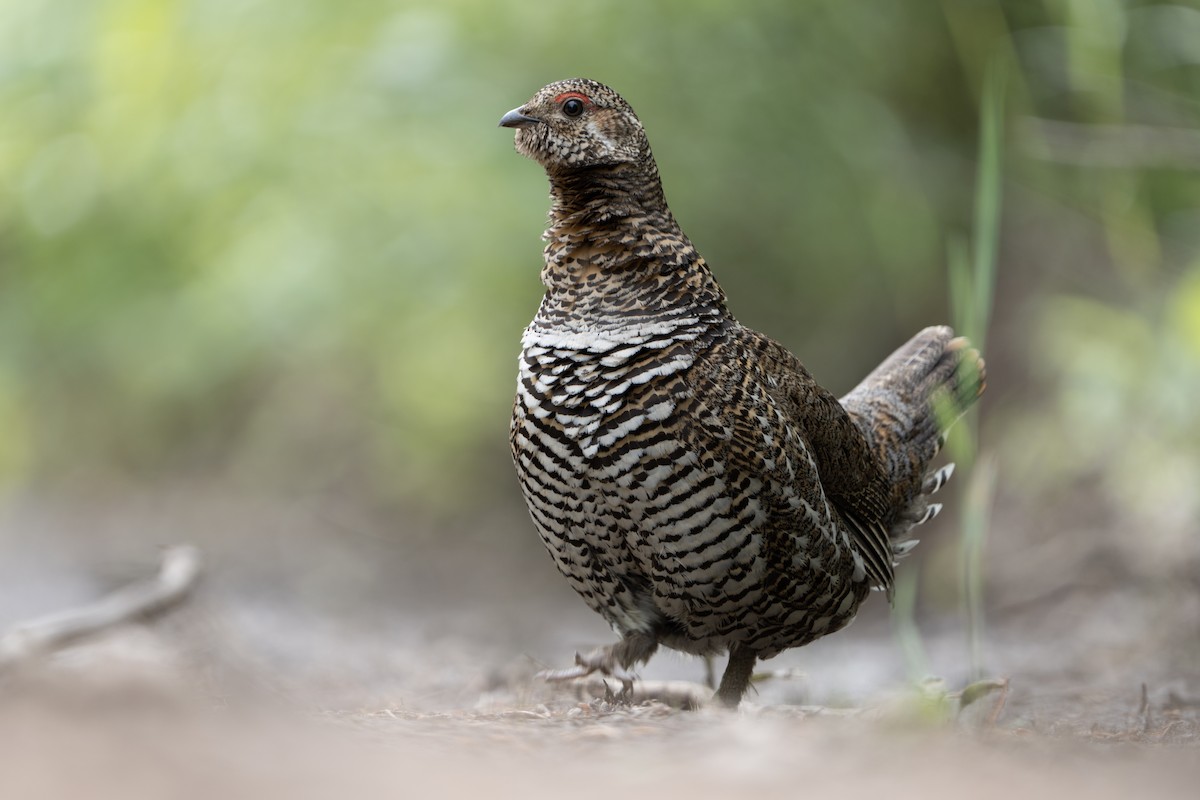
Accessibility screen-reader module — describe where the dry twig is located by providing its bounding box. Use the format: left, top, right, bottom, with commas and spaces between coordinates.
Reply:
0, 545, 202, 671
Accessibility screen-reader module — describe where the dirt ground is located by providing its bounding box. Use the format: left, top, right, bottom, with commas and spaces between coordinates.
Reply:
0, 486, 1197, 799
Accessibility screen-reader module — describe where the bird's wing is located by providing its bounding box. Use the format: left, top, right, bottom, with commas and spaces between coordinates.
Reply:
733, 328, 898, 595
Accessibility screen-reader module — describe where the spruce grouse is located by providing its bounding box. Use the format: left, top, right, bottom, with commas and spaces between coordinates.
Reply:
500, 78, 986, 708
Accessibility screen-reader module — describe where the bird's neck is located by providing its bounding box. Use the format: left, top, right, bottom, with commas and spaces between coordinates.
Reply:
546, 160, 670, 227
539, 163, 729, 320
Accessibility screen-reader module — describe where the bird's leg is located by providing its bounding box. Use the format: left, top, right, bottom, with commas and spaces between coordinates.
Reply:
714, 644, 757, 708
538, 631, 658, 698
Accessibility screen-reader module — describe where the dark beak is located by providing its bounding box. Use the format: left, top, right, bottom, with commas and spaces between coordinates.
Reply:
499, 107, 541, 129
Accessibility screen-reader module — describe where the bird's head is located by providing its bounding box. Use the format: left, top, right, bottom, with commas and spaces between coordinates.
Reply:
499, 78, 651, 174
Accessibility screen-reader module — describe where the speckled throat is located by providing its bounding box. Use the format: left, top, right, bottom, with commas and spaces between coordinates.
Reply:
539, 159, 727, 315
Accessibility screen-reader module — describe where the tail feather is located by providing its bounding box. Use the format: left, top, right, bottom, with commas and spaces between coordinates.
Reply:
923, 462, 955, 494
841, 326, 986, 558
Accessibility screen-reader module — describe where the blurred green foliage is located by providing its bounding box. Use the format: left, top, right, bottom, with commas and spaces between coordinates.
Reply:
0, 0, 1197, 528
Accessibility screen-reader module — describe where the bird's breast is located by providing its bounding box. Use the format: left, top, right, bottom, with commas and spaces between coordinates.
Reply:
515, 321, 696, 462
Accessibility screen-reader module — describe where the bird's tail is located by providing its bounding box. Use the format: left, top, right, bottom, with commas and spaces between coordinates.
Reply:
840, 326, 986, 555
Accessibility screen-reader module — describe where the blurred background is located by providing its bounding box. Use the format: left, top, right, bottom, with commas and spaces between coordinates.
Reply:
0, 0, 1198, 721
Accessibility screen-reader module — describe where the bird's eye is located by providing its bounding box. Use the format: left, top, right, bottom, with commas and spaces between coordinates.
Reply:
562, 98, 585, 118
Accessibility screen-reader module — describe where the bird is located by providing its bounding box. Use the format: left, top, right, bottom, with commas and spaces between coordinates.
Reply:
500, 78, 986, 708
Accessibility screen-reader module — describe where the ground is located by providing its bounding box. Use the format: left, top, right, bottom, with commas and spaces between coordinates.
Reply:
0, 486, 1197, 798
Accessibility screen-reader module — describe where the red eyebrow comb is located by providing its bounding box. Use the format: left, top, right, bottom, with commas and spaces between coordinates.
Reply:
553, 91, 591, 105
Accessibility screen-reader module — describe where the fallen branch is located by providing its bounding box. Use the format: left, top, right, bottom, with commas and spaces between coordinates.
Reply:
0, 545, 202, 670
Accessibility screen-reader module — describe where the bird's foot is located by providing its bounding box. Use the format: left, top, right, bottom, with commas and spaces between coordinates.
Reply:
537, 646, 637, 700
536, 633, 658, 703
